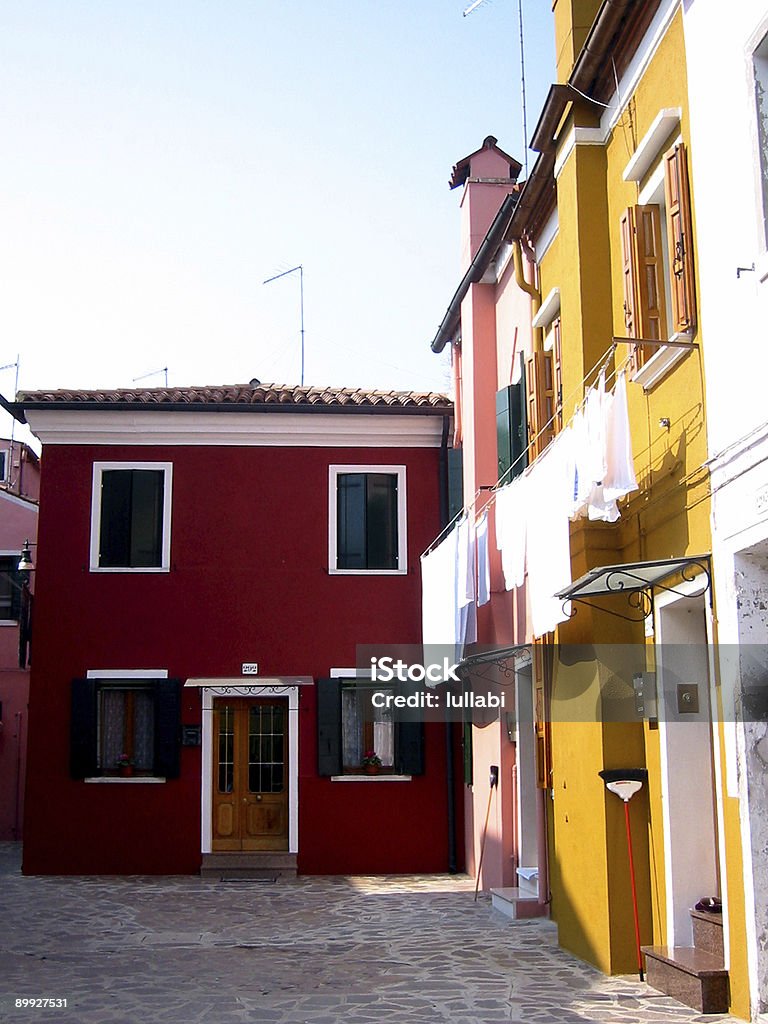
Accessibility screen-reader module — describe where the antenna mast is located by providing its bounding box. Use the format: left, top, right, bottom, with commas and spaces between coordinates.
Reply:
462, 0, 529, 178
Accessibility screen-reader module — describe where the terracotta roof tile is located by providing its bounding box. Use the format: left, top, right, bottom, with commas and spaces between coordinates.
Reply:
16, 383, 453, 412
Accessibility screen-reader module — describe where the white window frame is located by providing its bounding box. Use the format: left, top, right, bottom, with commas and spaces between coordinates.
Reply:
751, 26, 768, 256
84, 668, 169, 784
0, 450, 8, 483
328, 464, 407, 576
90, 461, 173, 573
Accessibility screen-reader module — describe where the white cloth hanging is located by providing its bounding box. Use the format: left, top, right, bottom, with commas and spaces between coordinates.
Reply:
603, 370, 638, 502
495, 476, 528, 591
525, 430, 573, 637
421, 526, 460, 648
476, 511, 491, 607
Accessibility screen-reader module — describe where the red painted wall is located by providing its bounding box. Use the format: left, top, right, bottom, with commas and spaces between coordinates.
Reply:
23, 440, 464, 875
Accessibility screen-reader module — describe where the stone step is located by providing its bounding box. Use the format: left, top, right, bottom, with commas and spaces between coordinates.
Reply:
690, 908, 724, 959
642, 945, 728, 1014
490, 887, 547, 921
200, 852, 297, 880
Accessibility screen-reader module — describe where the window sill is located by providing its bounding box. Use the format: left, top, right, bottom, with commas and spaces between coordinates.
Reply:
89, 566, 170, 574
630, 333, 693, 392
330, 774, 412, 782
0, 619, 19, 627
84, 776, 167, 784
328, 569, 407, 577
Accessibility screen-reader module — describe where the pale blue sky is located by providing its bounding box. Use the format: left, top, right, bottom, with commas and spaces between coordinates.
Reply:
0, 0, 555, 442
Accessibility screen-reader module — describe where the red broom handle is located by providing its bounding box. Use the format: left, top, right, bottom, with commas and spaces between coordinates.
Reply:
624, 799, 644, 981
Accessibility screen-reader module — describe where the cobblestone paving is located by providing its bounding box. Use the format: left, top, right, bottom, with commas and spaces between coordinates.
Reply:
0, 844, 742, 1023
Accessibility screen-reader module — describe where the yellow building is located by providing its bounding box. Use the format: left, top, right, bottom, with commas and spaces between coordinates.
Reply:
429, 1, 749, 1017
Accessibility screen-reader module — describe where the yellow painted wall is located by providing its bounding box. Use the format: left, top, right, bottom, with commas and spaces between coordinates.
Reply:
535, 9, 749, 1008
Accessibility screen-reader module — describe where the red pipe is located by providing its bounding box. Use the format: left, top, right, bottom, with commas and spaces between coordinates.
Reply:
624, 799, 644, 981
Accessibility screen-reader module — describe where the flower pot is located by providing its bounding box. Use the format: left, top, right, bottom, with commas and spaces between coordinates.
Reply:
119, 764, 134, 778
364, 765, 379, 776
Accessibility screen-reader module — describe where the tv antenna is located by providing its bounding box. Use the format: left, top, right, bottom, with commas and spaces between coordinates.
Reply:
133, 367, 169, 387
463, 0, 529, 179
263, 264, 305, 387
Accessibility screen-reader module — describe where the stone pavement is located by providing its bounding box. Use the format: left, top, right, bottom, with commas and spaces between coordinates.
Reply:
0, 843, 742, 1024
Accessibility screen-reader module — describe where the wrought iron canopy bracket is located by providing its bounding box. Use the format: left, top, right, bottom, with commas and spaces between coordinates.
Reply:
559, 556, 712, 624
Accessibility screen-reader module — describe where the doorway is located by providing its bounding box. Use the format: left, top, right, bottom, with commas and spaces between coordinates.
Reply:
212, 698, 288, 852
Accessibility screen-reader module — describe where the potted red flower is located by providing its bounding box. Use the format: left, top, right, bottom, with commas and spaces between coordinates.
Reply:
115, 753, 135, 778
361, 751, 382, 776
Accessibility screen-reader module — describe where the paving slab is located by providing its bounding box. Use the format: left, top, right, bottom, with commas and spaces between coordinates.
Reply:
0, 843, 744, 1023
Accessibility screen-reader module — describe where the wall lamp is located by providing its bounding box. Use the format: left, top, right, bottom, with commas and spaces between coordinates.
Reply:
17, 539, 35, 584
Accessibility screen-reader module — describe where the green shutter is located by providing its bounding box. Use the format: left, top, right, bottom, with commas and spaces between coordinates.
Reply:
317, 678, 342, 776
496, 387, 513, 483
153, 679, 182, 779
447, 447, 464, 523
509, 366, 528, 481
70, 678, 98, 779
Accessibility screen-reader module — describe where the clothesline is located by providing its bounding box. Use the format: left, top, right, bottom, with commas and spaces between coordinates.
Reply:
420, 341, 630, 559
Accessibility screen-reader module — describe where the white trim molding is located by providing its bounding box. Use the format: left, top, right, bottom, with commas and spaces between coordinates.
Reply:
328, 464, 408, 576
623, 108, 682, 182
554, 126, 606, 179
532, 288, 561, 330
89, 461, 173, 573
24, 410, 448, 448
200, 684, 300, 856
630, 333, 693, 392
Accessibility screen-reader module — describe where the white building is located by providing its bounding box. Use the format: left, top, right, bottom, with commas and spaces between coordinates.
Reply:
685, 2, 768, 1019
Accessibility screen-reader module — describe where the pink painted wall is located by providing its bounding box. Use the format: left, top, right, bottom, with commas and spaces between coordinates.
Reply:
451, 144, 537, 891
0, 488, 38, 840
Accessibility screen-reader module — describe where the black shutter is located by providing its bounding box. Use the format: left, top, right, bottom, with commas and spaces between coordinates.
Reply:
317, 677, 342, 776
396, 720, 424, 776
70, 678, 98, 779
154, 679, 182, 779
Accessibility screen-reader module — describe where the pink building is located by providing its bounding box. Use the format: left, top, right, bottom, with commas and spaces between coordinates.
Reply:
429, 138, 547, 911
0, 438, 40, 840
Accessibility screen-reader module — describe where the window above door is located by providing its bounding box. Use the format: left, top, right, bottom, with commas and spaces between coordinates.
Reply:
328, 465, 407, 575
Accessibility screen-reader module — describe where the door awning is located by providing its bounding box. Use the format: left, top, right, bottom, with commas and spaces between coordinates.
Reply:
184, 676, 313, 688
555, 555, 711, 621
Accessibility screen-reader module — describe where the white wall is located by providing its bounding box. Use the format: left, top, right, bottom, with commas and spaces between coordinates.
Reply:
684, 0, 768, 459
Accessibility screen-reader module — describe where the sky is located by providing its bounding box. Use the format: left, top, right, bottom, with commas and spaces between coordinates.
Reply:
0, 1, 556, 446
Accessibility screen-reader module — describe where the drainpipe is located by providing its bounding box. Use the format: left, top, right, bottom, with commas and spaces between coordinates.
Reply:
438, 413, 458, 873
512, 241, 543, 353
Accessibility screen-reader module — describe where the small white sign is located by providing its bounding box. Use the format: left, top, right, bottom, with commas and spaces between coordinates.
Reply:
757, 485, 768, 518
241, 663, 259, 675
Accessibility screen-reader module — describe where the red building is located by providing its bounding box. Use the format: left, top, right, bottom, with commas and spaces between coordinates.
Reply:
12, 383, 462, 877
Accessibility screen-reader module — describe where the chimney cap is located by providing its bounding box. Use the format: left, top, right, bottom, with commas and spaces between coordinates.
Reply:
449, 136, 522, 190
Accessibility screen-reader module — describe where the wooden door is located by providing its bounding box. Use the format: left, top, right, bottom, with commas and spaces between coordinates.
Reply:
212, 699, 288, 851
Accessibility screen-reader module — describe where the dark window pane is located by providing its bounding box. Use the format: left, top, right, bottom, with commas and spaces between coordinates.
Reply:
130, 470, 164, 567
337, 474, 366, 569
0, 557, 21, 620
99, 471, 133, 567
366, 474, 398, 569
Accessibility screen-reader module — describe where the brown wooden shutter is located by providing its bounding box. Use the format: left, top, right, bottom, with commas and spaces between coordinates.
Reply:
620, 208, 638, 338
525, 350, 555, 459
664, 142, 697, 333
634, 204, 668, 371
620, 208, 641, 374
552, 318, 563, 433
